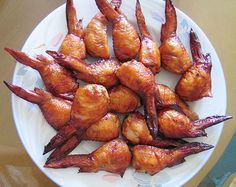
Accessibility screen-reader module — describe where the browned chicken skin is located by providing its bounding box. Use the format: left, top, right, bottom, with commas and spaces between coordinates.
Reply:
59, 0, 86, 59
122, 112, 187, 147
47, 50, 120, 88
4, 81, 72, 130
159, 0, 192, 74
158, 109, 232, 138
5, 48, 78, 96
84, 0, 122, 58
109, 85, 141, 113
46, 113, 120, 162
44, 84, 110, 153
116, 60, 158, 137
45, 139, 131, 177
175, 29, 212, 101
132, 142, 213, 175
136, 0, 161, 74
95, 0, 140, 62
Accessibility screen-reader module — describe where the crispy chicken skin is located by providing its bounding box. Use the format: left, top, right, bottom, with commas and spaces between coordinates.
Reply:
156, 84, 199, 121
5, 48, 78, 96
159, 0, 192, 74
175, 29, 212, 101
136, 0, 161, 74
45, 139, 131, 176
47, 51, 120, 88
46, 113, 120, 162
4, 81, 72, 130
109, 85, 141, 113
158, 109, 232, 138
59, 0, 86, 59
84, 0, 122, 58
95, 0, 140, 62
44, 84, 110, 153
116, 60, 158, 137
132, 142, 213, 175
122, 112, 187, 147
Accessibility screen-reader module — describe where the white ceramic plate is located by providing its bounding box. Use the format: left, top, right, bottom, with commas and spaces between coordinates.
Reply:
11, 0, 227, 186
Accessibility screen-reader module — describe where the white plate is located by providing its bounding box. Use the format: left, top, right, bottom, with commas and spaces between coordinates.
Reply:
11, 0, 227, 186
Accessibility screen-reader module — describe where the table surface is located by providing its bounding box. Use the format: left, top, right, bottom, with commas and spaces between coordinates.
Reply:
0, 0, 235, 186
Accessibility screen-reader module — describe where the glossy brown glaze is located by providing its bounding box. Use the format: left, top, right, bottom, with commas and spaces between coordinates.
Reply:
157, 109, 232, 138
47, 51, 120, 88
95, 0, 140, 62
5, 48, 78, 95
156, 84, 199, 121
46, 113, 120, 162
159, 0, 192, 74
132, 142, 213, 175
136, 0, 161, 74
4, 82, 72, 130
84, 0, 122, 58
175, 29, 212, 101
109, 85, 141, 113
116, 60, 158, 137
45, 139, 131, 176
122, 112, 187, 147
59, 0, 86, 59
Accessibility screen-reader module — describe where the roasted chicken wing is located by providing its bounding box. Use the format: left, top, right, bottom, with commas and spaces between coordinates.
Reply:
159, 0, 192, 74
132, 142, 213, 175
158, 109, 232, 138
136, 0, 161, 74
175, 29, 212, 101
4, 81, 71, 130
122, 112, 187, 147
59, 0, 86, 59
84, 0, 122, 58
5, 48, 78, 96
46, 113, 120, 162
45, 139, 131, 177
95, 0, 140, 61
47, 51, 120, 88
109, 85, 141, 113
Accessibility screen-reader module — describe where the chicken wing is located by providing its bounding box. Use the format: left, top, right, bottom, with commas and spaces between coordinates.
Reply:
109, 85, 141, 113
4, 81, 71, 130
95, 0, 140, 61
59, 0, 86, 59
84, 0, 122, 58
132, 142, 213, 175
5, 48, 78, 96
136, 0, 161, 74
175, 29, 212, 101
45, 139, 131, 177
46, 113, 120, 162
47, 50, 120, 88
158, 109, 232, 138
122, 112, 187, 147
159, 0, 192, 74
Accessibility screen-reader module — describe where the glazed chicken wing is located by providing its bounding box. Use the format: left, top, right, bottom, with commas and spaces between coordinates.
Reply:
47, 51, 120, 88
136, 0, 161, 74
46, 113, 120, 162
132, 142, 213, 175
122, 112, 187, 147
109, 85, 141, 113
4, 81, 71, 130
158, 109, 232, 138
95, 0, 140, 61
175, 29, 212, 101
5, 48, 78, 96
84, 0, 122, 58
59, 0, 86, 59
159, 0, 192, 74
45, 139, 131, 177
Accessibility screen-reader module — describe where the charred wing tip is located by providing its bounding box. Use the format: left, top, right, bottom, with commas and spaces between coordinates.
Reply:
193, 142, 214, 151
